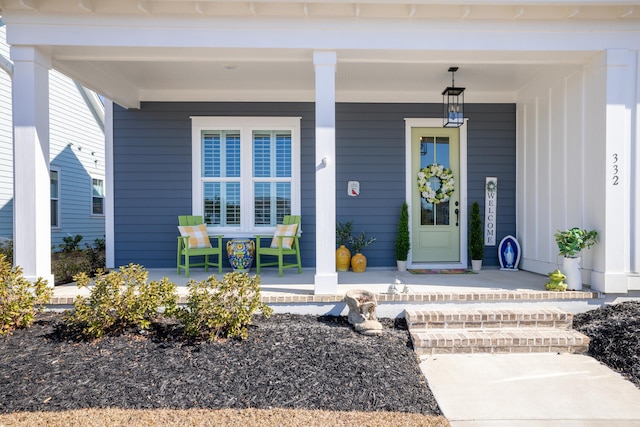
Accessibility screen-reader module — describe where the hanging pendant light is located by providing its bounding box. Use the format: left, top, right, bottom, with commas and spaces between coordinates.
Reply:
442, 67, 465, 128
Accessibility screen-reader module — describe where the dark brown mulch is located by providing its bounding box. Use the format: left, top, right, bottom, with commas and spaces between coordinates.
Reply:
573, 301, 640, 388
0, 313, 441, 416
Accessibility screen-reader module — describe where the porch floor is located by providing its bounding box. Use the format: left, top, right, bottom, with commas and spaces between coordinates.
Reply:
52, 266, 551, 300
53, 266, 630, 309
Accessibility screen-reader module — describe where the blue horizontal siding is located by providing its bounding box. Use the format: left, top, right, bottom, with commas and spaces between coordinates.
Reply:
113, 102, 515, 269
465, 104, 517, 265
113, 102, 316, 268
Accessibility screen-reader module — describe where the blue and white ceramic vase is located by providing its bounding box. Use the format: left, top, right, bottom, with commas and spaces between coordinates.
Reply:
226, 239, 255, 272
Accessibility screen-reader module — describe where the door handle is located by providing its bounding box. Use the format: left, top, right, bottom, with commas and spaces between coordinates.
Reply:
455, 208, 459, 226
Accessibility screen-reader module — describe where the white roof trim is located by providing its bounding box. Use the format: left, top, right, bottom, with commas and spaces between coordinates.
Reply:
0, 54, 13, 77
75, 82, 105, 131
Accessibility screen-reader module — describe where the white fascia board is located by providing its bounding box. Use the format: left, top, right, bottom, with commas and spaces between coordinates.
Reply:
9, 0, 640, 9
5, 14, 640, 52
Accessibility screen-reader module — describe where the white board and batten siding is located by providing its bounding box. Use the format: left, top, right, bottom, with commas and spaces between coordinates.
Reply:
516, 51, 639, 293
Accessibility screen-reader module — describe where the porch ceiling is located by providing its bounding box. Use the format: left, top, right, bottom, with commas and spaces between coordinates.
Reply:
50, 47, 592, 108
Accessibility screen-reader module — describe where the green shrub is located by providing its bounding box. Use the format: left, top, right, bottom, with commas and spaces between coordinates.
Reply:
64, 264, 178, 339
53, 251, 90, 285
0, 254, 52, 336
52, 239, 106, 286
175, 272, 273, 341
92, 237, 106, 252
83, 245, 106, 278
0, 238, 13, 265
394, 202, 410, 261
59, 234, 83, 253
469, 202, 484, 260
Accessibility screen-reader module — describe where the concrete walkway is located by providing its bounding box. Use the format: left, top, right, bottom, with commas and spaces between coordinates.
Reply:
420, 353, 640, 426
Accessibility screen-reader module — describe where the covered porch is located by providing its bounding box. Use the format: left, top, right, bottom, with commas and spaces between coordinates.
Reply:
3, 0, 640, 295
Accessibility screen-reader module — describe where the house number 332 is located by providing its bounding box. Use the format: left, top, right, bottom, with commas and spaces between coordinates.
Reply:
612, 153, 620, 186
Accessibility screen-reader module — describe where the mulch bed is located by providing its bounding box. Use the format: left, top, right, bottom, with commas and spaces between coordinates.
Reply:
573, 301, 640, 388
0, 313, 441, 416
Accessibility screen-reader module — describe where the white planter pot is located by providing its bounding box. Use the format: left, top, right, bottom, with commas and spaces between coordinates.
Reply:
563, 256, 582, 291
396, 260, 407, 272
471, 259, 483, 272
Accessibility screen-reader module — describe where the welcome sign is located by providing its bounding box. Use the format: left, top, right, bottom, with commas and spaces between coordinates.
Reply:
485, 177, 498, 246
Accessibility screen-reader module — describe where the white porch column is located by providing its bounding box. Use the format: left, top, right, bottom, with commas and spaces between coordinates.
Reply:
11, 46, 53, 284
105, 99, 115, 269
313, 51, 338, 294
590, 49, 637, 293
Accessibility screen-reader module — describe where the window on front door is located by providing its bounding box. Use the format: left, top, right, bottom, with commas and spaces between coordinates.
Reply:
191, 117, 301, 234
420, 136, 451, 226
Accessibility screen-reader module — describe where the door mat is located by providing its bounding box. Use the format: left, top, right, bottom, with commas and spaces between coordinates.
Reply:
408, 269, 476, 274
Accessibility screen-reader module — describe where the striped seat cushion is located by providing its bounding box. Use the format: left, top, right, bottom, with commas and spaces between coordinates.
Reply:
178, 224, 211, 249
270, 224, 298, 250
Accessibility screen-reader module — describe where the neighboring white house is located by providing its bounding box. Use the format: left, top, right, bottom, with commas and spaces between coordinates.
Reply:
0, 19, 105, 251
1, 0, 639, 295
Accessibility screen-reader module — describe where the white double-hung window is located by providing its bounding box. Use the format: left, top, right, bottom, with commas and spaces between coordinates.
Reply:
50, 169, 60, 228
92, 178, 105, 216
191, 117, 301, 235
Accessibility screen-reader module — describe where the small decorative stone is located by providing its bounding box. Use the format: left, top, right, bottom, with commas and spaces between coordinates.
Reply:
388, 279, 401, 294
344, 289, 383, 335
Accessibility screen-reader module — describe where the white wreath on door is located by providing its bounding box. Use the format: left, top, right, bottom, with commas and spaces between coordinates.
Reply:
417, 164, 455, 204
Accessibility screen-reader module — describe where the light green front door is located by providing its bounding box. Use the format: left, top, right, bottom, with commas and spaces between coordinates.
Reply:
411, 127, 460, 263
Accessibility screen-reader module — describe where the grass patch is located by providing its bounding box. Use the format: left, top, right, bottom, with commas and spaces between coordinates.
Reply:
0, 408, 450, 427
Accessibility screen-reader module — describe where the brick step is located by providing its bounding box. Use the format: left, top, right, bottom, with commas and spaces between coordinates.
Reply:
405, 308, 574, 331
375, 289, 600, 304
410, 328, 590, 355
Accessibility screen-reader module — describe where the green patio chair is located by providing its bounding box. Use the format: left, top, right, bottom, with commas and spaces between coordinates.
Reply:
255, 215, 302, 277
177, 215, 223, 277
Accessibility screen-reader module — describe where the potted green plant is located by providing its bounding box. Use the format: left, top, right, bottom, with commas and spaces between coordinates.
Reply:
349, 231, 376, 273
394, 202, 410, 272
469, 202, 484, 271
336, 220, 353, 272
554, 227, 598, 291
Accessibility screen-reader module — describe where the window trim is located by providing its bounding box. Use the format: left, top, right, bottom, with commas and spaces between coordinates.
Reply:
91, 176, 105, 217
191, 116, 301, 236
50, 167, 61, 229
